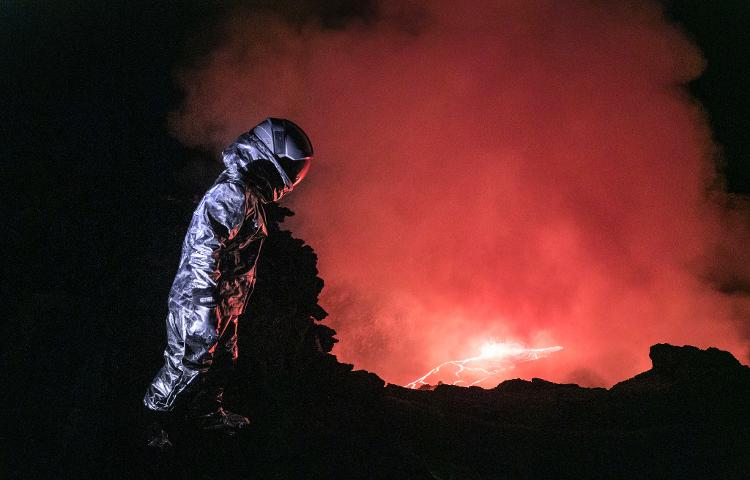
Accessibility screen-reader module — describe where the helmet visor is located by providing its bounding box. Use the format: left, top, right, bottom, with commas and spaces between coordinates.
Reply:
277, 155, 312, 187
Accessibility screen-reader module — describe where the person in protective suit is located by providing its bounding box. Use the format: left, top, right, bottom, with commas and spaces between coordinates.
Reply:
143, 118, 313, 449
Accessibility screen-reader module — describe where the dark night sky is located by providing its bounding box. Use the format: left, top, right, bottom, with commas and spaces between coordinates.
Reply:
667, 0, 750, 194
1, 0, 749, 382
1, 1, 374, 307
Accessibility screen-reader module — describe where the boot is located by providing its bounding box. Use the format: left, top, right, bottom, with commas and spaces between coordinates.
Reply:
190, 407, 250, 435
144, 409, 173, 451
187, 376, 250, 435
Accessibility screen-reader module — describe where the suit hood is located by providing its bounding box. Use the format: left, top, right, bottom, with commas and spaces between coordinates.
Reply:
221, 131, 293, 203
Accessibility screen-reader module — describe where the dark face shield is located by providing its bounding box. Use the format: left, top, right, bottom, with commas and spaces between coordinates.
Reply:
277, 155, 312, 187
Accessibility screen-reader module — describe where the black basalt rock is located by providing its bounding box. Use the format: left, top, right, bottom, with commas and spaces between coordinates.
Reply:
612, 343, 750, 393
650, 343, 744, 374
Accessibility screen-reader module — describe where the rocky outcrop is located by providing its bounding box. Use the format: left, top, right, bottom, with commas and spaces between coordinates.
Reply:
613, 343, 749, 391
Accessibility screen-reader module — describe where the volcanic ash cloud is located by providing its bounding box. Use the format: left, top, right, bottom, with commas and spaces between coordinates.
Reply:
169, 0, 750, 386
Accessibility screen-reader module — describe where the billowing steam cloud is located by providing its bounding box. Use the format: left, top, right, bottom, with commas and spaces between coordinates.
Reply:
169, 0, 750, 386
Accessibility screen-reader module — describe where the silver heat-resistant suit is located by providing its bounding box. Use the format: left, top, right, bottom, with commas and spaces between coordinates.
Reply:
143, 118, 313, 415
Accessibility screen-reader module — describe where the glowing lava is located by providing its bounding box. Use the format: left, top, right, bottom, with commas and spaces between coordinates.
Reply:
405, 341, 563, 389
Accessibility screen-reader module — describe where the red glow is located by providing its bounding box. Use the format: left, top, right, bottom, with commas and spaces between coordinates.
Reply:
169, 0, 750, 387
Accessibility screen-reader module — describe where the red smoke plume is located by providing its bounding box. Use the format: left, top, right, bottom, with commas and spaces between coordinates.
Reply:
169, 0, 750, 386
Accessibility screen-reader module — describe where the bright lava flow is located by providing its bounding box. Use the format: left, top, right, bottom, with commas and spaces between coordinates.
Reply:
405, 342, 563, 389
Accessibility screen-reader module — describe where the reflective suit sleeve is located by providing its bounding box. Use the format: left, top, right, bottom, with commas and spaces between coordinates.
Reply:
189, 182, 247, 308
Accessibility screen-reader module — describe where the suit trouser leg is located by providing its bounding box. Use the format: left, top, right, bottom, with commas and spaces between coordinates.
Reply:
143, 305, 222, 412
187, 312, 239, 415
